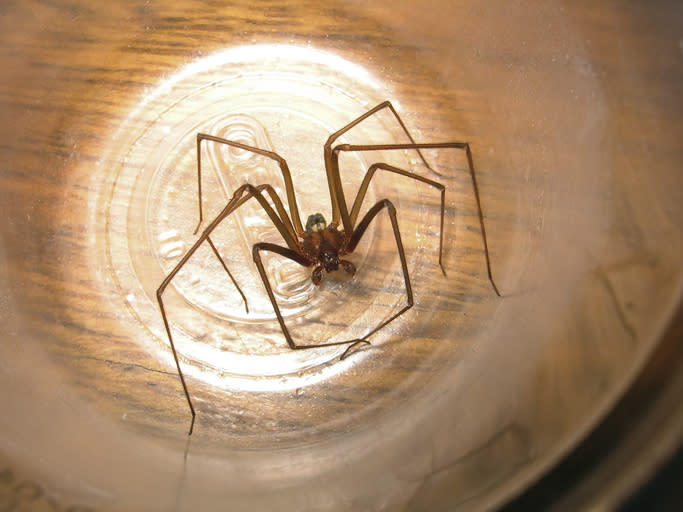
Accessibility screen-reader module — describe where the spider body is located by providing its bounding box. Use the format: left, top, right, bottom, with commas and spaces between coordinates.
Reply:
157, 100, 500, 434
301, 214, 356, 285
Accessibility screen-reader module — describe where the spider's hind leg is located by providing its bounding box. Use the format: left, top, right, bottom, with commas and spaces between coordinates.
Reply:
205, 235, 249, 314
347, 162, 446, 276
193, 133, 304, 236
334, 142, 500, 296
323, 101, 433, 233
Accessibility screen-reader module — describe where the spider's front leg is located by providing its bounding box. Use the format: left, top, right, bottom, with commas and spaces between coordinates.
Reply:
251, 243, 369, 354
157, 182, 301, 435
346, 198, 414, 341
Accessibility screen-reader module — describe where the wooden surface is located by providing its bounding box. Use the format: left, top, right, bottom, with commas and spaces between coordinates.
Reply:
1, 1, 682, 511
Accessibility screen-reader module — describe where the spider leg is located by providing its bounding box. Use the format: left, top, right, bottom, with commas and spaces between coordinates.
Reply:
346, 198, 414, 341
347, 162, 446, 276
217, 182, 300, 249
157, 183, 302, 434
205, 235, 249, 313
194, 133, 304, 236
252, 242, 371, 353
202, 182, 301, 313
323, 101, 433, 234
334, 142, 500, 296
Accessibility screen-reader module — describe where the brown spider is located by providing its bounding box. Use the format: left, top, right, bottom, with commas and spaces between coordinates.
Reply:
156, 101, 500, 434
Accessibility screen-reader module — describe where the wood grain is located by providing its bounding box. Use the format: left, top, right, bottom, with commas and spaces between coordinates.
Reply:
0, 1, 681, 511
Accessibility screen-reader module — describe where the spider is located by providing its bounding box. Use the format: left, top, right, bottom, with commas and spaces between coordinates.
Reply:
156, 101, 500, 434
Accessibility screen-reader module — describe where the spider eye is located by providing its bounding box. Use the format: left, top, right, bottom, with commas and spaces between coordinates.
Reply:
305, 213, 327, 233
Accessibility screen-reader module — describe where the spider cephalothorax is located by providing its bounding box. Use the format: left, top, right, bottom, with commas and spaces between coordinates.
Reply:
301, 213, 356, 285
157, 100, 500, 434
